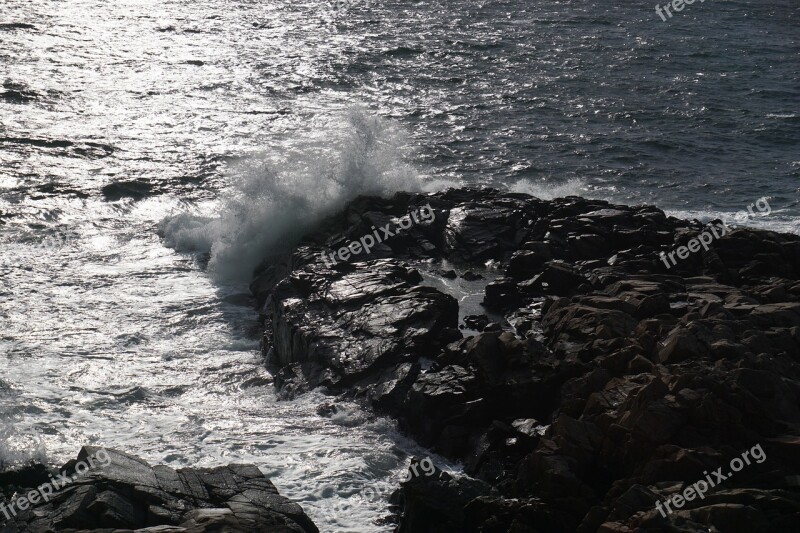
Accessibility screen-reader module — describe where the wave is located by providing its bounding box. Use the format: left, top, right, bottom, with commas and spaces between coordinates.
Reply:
160, 108, 437, 281
510, 178, 591, 200
0, 417, 47, 470
664, 208, 800, 235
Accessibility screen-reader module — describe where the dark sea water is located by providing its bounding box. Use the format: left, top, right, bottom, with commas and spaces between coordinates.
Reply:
1, 0, 798, 530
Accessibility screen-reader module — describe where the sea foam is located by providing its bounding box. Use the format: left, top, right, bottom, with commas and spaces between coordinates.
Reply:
160, 108, 437, 281
510, 177, 590, 200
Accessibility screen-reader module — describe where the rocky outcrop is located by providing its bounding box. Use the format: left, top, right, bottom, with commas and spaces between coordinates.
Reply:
252, 188, 800, 532
0, 447, 318, 532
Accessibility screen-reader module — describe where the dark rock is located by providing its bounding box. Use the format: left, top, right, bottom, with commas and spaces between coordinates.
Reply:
316, 402, 338, 417
353, 362, 421, 412
507, 245, 554, 279
101, 179, 155, 201
463, 314, 490, 331
395, 461, 494, 533
1, 447, 317, 532
483, 277, 523, 310
519, 261, 590, 296
269, 260, 459, 386
462, 271, 484, 281
244, 188, 800, 533
403, 365, 480, 450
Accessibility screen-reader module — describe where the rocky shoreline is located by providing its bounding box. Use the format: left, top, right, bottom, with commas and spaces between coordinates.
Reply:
253, 187, 800, 532
3, 187, 799, 532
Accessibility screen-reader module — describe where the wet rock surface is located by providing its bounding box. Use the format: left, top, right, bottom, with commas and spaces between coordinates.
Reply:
254, 187, 800, 532
0, 447, 318, 533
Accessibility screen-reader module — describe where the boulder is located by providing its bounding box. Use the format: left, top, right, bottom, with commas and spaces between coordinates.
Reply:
0, 448, 318, 532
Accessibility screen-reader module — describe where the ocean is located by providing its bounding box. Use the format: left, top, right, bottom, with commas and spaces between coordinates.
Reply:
1, 0, 798, 530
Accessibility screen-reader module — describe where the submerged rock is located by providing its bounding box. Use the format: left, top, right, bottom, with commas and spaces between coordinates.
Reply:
253, 187, 800, 532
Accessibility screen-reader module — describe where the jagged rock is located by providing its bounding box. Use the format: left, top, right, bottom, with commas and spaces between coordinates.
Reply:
484, 277, 523, 310
0, 447, 318, 532
394, 460, 495, 533
269, 259, 459, 386
246, 188, 800, 532
353, 362, 421, 412
463, 314, 490, 331
519, 261, 590, 296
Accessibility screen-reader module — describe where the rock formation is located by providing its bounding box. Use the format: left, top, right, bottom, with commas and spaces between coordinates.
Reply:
0, 447, 318, 532
252, 188, 800, 532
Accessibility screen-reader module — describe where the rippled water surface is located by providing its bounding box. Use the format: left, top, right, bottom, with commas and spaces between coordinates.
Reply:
1, 0, 798, 530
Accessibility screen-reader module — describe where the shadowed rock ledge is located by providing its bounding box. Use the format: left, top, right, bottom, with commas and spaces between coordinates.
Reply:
0, 447, 318, 532
251, 187, 800, 532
